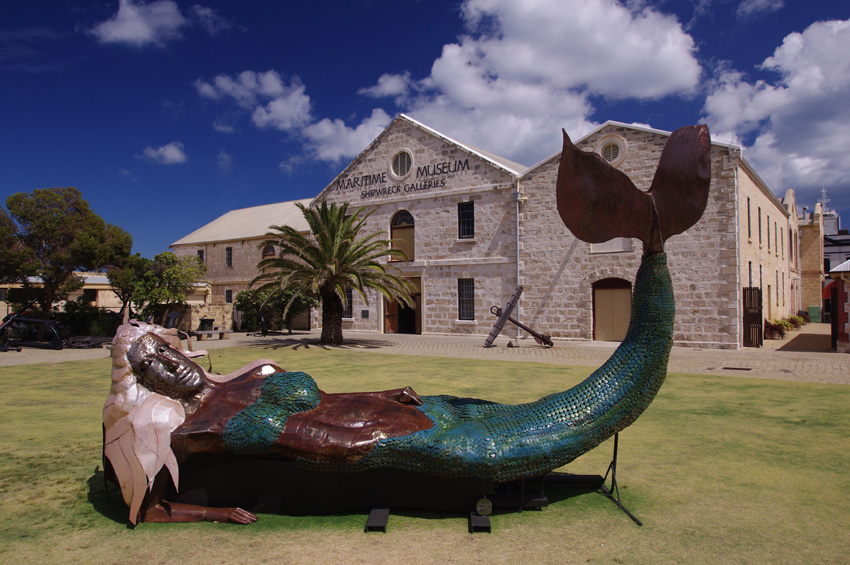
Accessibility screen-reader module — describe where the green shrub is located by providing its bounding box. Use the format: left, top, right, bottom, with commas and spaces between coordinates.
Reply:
764, 319, 786, 339
54, 298, 121, 337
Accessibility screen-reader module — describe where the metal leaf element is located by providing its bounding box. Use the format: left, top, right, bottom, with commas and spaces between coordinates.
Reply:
556, 129, 654, 245
556, 125, 712, 251
648, 125, 712, 242
103, 391, 185, 524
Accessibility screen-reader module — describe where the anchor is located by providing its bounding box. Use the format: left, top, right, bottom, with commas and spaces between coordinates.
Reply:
484, 286, 553, 347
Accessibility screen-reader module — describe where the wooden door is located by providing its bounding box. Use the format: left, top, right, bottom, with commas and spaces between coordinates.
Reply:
594, 284, 631, 342
385, 299, 398, 333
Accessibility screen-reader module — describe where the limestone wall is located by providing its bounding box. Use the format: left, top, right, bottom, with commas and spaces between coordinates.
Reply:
800, 204, 825, 315
314, 116, 520, 337
738, 167, 796, 323
519, 124, 740, 348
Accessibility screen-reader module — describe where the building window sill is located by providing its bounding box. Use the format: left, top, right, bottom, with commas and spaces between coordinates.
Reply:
455, 319, 476, 324
456, 238, 476, 243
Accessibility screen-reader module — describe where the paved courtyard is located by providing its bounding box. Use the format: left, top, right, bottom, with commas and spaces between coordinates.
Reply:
1, 322, 846, 385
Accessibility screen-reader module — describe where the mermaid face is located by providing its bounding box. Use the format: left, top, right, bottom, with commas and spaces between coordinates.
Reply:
128, 333, 205, 398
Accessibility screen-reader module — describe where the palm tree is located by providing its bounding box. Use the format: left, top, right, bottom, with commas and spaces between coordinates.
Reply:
252, 200, 415, 345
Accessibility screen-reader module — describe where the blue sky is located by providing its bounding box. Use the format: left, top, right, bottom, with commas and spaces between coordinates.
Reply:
2, 0, 849, 259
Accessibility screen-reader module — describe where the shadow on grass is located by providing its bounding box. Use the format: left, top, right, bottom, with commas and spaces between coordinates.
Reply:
259, 336, 394, 352
87, 468, 132, 526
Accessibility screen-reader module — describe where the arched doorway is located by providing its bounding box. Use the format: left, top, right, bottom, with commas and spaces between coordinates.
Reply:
593, 278, 631, 341
390, 210, 414, 261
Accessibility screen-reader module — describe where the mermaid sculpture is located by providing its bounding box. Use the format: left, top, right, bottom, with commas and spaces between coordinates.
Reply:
103, 125, 711, 525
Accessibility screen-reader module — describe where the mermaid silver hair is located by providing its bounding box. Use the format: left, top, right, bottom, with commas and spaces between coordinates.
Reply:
103, 321, 187, 525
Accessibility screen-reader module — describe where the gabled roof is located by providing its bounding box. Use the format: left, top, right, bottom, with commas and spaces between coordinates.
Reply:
522, 120, 741, 176
318, 114, 527, 197
401, 114, 528, 175
171, 198, 313, 246
830, 258, 850, 274
519, 120, 787, 213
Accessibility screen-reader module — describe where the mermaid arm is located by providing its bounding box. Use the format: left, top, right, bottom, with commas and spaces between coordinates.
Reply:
369, 386, 423, 406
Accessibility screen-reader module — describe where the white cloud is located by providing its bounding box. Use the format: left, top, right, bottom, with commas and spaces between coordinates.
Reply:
195, 70, 287, 107
141, 141, 188, 164
212, 119, 235, 133
196, 0, 703, 167
357, 0, 702, 164
217, 150, 232, 172
359, 72, 412, 102
197, 70, 313, 134
702, 19, 850, 208
251, 81, 312, 131
457, 0, 701, 99
90, 0, 186, 47
302, 108, 393, 163
189, 5, 232, 35
90, 1, 234, 47
737, 0, 784, 19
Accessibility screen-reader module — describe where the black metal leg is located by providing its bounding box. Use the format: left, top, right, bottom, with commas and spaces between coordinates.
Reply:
365, 508, 390, 532
598, 433, 642, 526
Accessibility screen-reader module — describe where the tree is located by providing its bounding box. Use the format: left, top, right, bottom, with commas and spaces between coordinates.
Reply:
0, 208, 35, 284
133, 251, 207, 322
253, 201, 415, 345
234, 287, 317, 334
106, 253, 154, 321
1, 187, 133, 316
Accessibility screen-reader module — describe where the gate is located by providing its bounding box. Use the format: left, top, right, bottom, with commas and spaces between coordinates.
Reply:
743, 287, 763, 347
831, 284, 839, 351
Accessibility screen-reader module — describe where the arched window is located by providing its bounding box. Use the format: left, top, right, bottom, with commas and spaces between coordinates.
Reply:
390, 210, 415, 261
262, 244, 276, 259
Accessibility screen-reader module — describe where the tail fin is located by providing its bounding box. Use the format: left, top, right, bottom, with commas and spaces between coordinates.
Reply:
556, 125, 711, 253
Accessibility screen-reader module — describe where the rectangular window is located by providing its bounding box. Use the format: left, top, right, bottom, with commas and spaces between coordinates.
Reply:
776, 272, 780, 306
758, 207, 762, 245
83, 288, 97, 303
590, 238, 632, 254
747, 198, 751, 239
767, 215, 770, 250
458, 278, 475, 321
197, 249, 204, 263
343, 287, 353, 318
225, 247, 233, 268
458, 201, 475, 239
225, 289, 233, 304
775, 223, 778, 256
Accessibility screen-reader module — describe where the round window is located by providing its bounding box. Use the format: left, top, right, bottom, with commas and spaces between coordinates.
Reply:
595, 135, 626, 167
392, 151, 412, 178
602, 142, 620, 162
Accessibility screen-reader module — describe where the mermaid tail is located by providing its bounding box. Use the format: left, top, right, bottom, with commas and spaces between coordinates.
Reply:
556, 124, 711, 254
300, 125, 712, 481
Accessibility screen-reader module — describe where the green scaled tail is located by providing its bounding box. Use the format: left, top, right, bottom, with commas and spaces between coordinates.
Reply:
302, 252, 674, 481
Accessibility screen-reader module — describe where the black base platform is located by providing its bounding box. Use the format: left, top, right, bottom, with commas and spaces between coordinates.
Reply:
172, 435, 640, 532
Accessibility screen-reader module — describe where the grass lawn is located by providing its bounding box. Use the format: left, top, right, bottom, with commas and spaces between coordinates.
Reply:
1, 345, 848, 564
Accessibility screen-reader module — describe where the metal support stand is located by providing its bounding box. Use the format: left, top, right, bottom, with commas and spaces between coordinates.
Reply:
468, 512, 491, 533
598, 433, 642, 526
365, 508, 389, 532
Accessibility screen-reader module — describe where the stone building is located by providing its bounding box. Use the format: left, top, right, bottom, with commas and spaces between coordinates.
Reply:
828, 259, 850, 352
798, 203, 826, 321
518, 122, 800, 348
171, 114, 806, 348
170, 199, 311, 330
